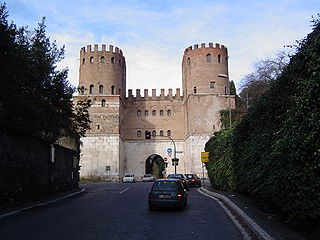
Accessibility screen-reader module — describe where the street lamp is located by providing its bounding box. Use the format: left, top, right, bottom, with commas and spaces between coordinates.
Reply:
154, 135, 178, 174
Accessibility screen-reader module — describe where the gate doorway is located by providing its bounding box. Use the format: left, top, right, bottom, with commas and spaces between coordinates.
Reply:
145, 154, 165, 179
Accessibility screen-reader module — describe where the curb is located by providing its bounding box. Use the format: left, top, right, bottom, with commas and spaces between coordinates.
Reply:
199, 187, 274, 240
0, 188, 86, 219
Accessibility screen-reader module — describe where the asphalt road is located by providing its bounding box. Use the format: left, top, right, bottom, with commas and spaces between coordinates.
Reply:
0, 182, 244, 240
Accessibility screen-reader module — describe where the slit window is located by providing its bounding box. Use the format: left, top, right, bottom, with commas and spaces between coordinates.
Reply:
82, 58, 85, 64
167, 110, 171, 116
206, 54, 211, 62
187, 57, 190, 64
194, 87, 197, 94
167, 130, 171, 136
100, 56, 105, 63
137, 110, 141, 117
101, 99, 106, 107
152, 110, 156, 116
160, 110, 164, 116
90, 56, 94, 63
218, 54, 221, 63
160, 130, 163, 136
111, 85, 115, 94
89, 84, 94, 94
137, 130, 141, 137
111, 57, 114, 63
145, 110, 149, 116
99, 85, 104, 94
152, 130, 156, 137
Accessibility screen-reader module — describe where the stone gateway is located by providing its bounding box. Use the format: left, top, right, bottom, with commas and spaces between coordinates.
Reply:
73, 42, 235, 181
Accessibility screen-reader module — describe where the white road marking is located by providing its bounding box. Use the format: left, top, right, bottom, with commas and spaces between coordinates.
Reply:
120, 187, 130, 194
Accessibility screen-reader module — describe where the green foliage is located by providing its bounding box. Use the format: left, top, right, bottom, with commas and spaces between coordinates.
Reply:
205, 128, 236, 192
232, 16, 320, 227
0, 4, 90, 142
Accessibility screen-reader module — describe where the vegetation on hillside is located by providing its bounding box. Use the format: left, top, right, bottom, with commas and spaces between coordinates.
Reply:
205, 16, 320, 228
0, 3, 90, 142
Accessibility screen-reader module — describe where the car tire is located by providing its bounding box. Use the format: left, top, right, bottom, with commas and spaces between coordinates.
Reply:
149, 205, 154, 211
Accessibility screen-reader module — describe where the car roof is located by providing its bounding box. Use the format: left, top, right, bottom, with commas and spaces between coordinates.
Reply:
155, 178, 180, 182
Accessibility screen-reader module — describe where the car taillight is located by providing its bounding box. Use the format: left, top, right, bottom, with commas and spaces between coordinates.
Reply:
177, 193, 183, 199
148, 193, 153, 199
192, 179, 195, 181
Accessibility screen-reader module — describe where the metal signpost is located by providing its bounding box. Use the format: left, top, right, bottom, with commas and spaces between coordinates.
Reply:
201, 152, 210, 187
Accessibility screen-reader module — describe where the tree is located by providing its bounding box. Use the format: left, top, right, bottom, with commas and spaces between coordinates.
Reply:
239, 51, 290, 108
0, 4, 90, 142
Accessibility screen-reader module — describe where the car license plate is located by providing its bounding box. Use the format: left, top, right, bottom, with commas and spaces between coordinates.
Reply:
159, 194, 171, 199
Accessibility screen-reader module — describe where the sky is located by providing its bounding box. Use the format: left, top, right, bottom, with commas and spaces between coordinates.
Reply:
4, 0, 320, 95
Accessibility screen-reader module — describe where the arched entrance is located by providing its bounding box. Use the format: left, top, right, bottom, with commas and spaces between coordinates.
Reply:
145, 154, 165, 179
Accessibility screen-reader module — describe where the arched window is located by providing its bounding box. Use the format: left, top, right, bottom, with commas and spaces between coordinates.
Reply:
225, 86, 227, 95
111, 85, 115, 95
187, 57, 190, 64
218, 54, 221, 63
99, 85, 104, 94
90, 56, 94, 63
137, 110, 141, 117
82, 58, 85, 64
167, 110, 171, 116
152, 110, 156, 116
145, 110, 149, 116
87, 100, 92, 106
206, 53, 211, 62
80, 86, 84, 95
100, 56, 105, 63
160, 110, 163, 116
111, 57, 114, 63
101, 99, 106, 107
89, 84, 94, 94
160, 130, 164, 136
152, 130, 156, 137
137, 130, 141, 137
194, 87, 197, 94
167, 130, 171, 136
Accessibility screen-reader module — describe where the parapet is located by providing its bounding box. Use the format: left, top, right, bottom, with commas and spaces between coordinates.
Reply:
183, 42, 227, 55
80, 44, 124, 57
126, 88, 182, 101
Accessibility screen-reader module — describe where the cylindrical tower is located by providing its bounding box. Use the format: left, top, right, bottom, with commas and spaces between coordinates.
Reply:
182, 42, 229, 96
79, 44, 126, 98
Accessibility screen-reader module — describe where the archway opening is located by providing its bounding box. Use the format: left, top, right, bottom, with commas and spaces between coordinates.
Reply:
145, 154, 165, 179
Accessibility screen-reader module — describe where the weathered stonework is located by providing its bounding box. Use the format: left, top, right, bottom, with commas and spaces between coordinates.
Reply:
74, 42, 235, 181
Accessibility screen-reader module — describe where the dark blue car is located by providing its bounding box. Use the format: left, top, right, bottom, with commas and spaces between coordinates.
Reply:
148, 179, 188, 211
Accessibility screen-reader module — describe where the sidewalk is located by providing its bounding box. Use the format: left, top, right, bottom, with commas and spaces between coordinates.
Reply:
200, 185, 307, 240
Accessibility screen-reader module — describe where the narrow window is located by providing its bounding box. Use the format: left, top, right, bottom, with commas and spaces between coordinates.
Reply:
111, 57, 114, 63
89, 84, 94, 94
206, 53, 211, 62
82, 58, 85, 64
99, 85, 104, 94
90, 56, 94, 63
137, 130, 141, 137
210, 81, 216, 88
194, 87, 197, 94
167, 110, 171, 116
218, 54, 221, 63
97, 125, 100, 130
111, 85, 115, 95
167, 130, 171, 136
100, 56, 105, 63
152, 110, 156, 116
137, 110, 141, 117
101, 99, 106, 107
187, 57, 190, 64
152, 130, 156, 137
160, 130, 163, 136
119, 88, 121, 95
145, 110, 149, 116
87, 100, 92, 106
160, 110, 163, 116
225, 86, 227, 94
80, 86, 84, 95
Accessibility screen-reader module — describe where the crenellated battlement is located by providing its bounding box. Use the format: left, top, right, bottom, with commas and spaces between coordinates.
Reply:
183, 42, 227, 55
80, 44, 124, 57
125, 88, 182, 101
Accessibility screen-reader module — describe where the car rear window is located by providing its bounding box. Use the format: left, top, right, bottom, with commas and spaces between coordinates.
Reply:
186, 174, 194, 179
152, 181, 180, 191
